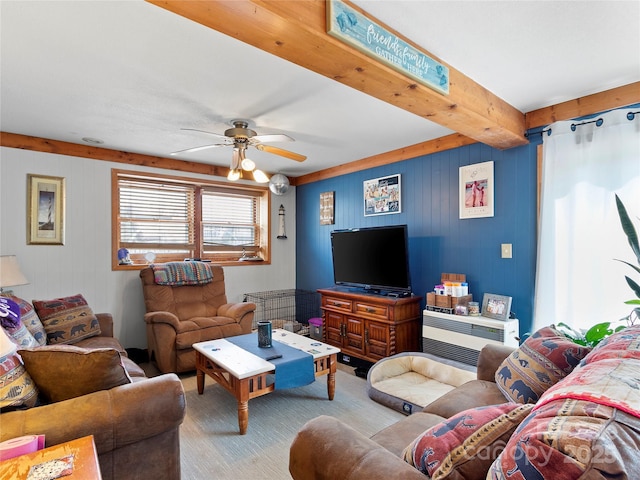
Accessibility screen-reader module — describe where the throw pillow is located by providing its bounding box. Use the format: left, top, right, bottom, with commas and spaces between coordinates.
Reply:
32, 294, 100, 345
402, 402, 533, 480
0, 327, 39, 410
18, 345, 131, 403
8, 295, 47, 346
495, 325, 591, 404
0, 297, 38, 348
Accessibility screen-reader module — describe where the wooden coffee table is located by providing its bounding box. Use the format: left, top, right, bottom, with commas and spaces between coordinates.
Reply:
193, 329, 340, 434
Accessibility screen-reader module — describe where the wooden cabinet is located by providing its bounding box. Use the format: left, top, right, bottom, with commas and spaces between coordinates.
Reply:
319, 288, 422, 363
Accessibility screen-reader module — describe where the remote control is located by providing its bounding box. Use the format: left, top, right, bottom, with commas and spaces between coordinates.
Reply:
265, 354, 282, 361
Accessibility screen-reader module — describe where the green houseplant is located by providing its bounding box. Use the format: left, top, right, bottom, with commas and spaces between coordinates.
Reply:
557, 194, 639, 347
614, 193, 640, 324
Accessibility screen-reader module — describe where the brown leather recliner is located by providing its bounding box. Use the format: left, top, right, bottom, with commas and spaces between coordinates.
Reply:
140, 265, 256, 373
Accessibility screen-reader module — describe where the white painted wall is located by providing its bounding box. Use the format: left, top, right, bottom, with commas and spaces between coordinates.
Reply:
0, 147, 296, 348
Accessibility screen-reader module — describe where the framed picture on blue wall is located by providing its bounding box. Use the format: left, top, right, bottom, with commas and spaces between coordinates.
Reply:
364, 174, 401, 216
459, 161, 494, 219
320, 191, 335, 225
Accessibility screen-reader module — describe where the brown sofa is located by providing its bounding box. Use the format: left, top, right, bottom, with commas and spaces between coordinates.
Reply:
140, 265, 256, 373
290, 325, 640, 479
1, 313, 186, 480
289, 344, 512, 480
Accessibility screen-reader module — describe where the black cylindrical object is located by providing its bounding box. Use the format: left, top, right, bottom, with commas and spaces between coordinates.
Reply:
257, 321, 272, 348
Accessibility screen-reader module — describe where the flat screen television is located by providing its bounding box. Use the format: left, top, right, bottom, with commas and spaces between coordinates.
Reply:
330, 225, 412, 296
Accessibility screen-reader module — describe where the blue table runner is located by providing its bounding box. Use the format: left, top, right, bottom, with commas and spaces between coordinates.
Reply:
227, 333, 315, 390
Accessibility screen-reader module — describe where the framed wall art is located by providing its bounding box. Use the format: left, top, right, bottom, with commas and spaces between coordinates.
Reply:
364, 174, 401, 216
481, 293, 512, 321
320, 191, 335, 225
459, 161, 494, 219
27, 174, 65, 245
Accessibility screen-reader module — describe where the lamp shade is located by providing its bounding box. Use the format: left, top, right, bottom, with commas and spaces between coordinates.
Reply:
0, 255, 29, 289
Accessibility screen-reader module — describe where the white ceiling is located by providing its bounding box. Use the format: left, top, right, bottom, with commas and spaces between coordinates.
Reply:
1, 1, 638, 179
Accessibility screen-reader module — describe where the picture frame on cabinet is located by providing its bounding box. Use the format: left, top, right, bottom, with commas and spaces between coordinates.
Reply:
27, 174, 65, 245
481, 293, 512, 321
364, 174, 401, 216
459, 161, 494, 219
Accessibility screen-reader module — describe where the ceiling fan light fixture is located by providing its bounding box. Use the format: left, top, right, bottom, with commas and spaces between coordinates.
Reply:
241, 157, 256, 171
253, 169, 270, 184
227, 169, 241, 181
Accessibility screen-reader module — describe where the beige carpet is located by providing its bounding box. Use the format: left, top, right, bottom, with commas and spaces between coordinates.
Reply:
173, 364, 404, 480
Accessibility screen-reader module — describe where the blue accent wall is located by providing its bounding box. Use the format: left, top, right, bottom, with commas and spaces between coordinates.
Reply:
296, 139, 541, 336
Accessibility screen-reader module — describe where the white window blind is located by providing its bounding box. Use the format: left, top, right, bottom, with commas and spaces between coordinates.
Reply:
113, 171, 268, 265
202, 191, 260, 254
119, 179, 195, 252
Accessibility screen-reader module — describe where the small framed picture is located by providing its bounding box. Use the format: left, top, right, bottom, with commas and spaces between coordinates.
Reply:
320, 191, 335, 225
481, 293, 512, 321
27, 174, 65, 245
364, 174, 401, 216
459, 161, 494, 219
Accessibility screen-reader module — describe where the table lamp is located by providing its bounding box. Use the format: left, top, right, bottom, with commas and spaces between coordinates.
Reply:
0, 255, 29, 295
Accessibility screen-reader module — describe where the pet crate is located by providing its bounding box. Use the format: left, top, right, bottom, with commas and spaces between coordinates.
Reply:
243, 289, 321, 336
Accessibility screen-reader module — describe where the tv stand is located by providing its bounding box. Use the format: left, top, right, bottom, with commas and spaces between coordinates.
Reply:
319, 287, 422, 364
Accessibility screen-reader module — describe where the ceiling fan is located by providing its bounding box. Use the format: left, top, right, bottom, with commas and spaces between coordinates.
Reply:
171, 119, 306, 182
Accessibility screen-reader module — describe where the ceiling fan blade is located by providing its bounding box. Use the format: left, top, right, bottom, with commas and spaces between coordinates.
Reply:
255, 144, 306, 162
170, 144, 226, 155
181, 128, 229, 140
252, 133, 294, 143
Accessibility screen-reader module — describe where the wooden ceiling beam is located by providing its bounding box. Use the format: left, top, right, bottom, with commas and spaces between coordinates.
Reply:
0, 132, 230, 178
295, 133, 476, 186
525, 81, 640, 129
146, 0, 528, 150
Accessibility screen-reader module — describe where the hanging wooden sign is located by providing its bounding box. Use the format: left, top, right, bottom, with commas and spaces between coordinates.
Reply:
326, 0, 449, 95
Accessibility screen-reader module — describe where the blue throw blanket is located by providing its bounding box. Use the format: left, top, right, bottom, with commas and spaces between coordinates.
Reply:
152, 262, 213, 286
228, 333, 315, 390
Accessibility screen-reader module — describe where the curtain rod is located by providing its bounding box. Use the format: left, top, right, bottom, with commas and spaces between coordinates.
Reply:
525, 109, 640, 138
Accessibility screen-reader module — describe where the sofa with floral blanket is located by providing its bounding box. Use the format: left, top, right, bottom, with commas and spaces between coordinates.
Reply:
290, 325, 640, 480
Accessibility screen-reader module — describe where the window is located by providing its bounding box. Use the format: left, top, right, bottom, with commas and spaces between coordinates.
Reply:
112, 170, 270, 268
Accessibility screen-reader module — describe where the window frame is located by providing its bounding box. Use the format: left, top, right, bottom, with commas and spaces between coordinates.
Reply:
111, 169, 270, 270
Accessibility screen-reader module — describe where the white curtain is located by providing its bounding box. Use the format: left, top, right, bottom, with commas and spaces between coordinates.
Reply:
534, 106, 640, 331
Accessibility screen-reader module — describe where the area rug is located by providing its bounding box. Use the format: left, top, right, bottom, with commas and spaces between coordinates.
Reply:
178, 365, 404, 479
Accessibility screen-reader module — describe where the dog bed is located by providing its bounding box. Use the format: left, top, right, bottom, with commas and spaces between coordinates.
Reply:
366, 352, 476, 414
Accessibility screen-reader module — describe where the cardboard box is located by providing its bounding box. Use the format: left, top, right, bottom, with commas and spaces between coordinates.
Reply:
426, 292, 437, 306
426, 273, 471, 308
441, 273, 466, 283
434, 294, 472, 309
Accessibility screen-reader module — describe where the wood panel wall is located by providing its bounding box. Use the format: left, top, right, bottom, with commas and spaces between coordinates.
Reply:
295, 139, 541, 337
